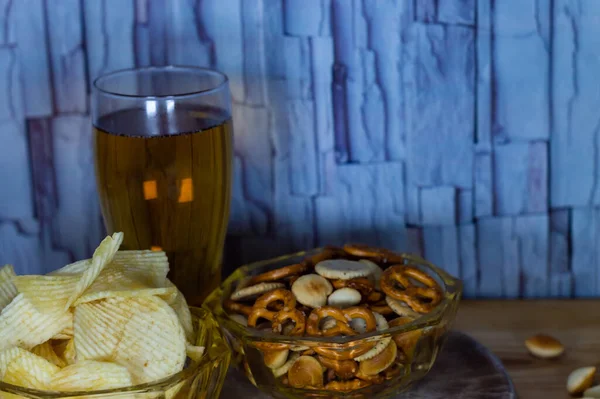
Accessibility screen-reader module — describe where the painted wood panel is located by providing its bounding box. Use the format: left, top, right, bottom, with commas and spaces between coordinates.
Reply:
1, 0, 599, 298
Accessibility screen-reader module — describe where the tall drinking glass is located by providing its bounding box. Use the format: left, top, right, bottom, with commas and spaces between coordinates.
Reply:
91, 66, 233, 306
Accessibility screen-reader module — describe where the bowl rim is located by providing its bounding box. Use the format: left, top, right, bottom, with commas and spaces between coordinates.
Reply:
0, 307, 229, 398
207, 248, 463, 345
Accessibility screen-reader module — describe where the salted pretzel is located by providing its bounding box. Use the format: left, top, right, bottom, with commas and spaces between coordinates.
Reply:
343, 243, 386, 258
223, 299, 253, 316
318, 355, 358, 380
355, 369, 385, 384
332, 278, 374, 297
247, 263, 308, 285
380, 265, 442, 313
388, 316, 422, 356
343, 243, 406, 264
366, 290, 383, 303
306, 306, 377, 337
248, 289, 297, 327
369, 301, 394, 316
325, 379, 371, 392
306, 307, 356, 336
272, 308, 306, 336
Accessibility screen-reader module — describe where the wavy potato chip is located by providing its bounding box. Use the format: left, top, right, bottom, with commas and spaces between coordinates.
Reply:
74, 267, 177, 306
65, 232, 124, 310
31, 341, 67, 368
166, 380, 187, 399
0, 265, 17, 311
165, 280, 194, 343
0, 294, 72, 351
185, 344, 205, 362
111, 250, 169, 287
0, 347, 60, 389
50, 360, 133, 391
12, 275, 79, 312
52, 338, 77, 366
75, 296, 186, 384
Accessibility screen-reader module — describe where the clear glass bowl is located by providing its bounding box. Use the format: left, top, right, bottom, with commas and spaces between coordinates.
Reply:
205, 248, 463, 399
0, 307, 230, 399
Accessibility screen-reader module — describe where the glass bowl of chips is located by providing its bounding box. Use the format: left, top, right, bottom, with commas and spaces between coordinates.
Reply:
0, 233, 230, 399
205, 244, 462, 399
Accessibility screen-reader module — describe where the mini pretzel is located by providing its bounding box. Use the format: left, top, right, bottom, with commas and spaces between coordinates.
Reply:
366, 290, 383, 303
318, 355, 358, 380
369, 301, 394, 316
355, 369, 385, 384
306, 307, 356, 336
388, 316, 422, 356
314, 342, 376, 361
343, 243, 386, 258
332, 278, 374, 297
252, 341, 289, 352
380, 265, 441, 313
343, 306, 377, 333
272, 308, 306, 336
325, 379, 371, 392
223, 299, 253, 316
248, 289, 297, 326
247, 263, 308, 285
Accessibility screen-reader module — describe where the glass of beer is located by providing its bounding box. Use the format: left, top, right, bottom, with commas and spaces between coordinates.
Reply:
91, 66, 233, 306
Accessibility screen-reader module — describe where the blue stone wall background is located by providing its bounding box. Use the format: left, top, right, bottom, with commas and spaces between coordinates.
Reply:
0, 0, 595, 297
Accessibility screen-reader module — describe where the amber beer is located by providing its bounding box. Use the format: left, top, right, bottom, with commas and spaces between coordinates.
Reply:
94, 107, 232, 305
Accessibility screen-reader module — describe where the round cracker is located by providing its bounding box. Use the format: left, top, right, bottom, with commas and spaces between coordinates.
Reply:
385, 296, 421, 318
230, 282, 285, 301
291, 274, 333, 308
315, 259, 371, 280
360, 259, 383, 290
354, 312, 391, 361
327, 288, 362, 308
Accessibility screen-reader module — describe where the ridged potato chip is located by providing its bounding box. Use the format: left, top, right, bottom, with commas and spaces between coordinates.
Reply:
0, 265, 17, 311
65, 232, 123, 310
0, 294, 72, 351
166, 380, 187, 399
75, 296, 186, 383
110, 250, 169, 287
12, 275, 80, 312
0, 347, 60, 389
52, 321, 74, 340
165, 280, 194, 343
31, 341, 67, 368
186, 344, 205, 362
74, 267, 176, 306
50, 360, 133, 391
52, 338, 76, 366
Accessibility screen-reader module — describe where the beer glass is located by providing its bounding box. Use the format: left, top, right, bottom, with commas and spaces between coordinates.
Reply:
91, 66, 233, 305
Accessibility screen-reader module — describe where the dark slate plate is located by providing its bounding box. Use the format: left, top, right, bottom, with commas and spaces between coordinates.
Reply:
219, 331, 517, 399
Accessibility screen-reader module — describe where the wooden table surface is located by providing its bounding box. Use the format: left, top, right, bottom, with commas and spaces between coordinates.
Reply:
454, 300, 599, 399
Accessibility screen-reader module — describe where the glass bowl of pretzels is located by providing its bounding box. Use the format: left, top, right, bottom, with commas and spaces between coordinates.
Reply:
204, 244, 462, 398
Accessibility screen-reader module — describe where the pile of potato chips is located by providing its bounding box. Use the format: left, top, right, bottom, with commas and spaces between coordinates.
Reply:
0, 232, 204, 392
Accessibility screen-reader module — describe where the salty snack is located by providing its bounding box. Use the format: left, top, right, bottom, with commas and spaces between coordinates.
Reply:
567, 366, 596, 395
223, 243, 446, 393
0, 232, 203, 393
524, 334, 564, 359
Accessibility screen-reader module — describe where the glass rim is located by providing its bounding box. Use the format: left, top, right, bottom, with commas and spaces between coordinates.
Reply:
92, 65, 229, 100
208, 249, 463, 345
0, 307, 229, 398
